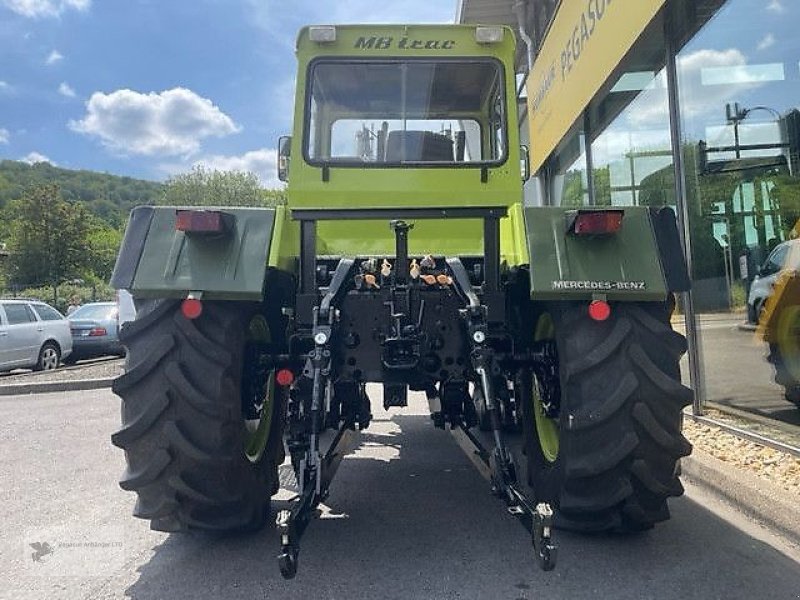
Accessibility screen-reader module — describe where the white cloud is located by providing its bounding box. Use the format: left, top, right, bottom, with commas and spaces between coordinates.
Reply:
677, 48, 765, 116
21, 151, 53, 164
679, 48, 747, 78
766, 0, 785, 13
0, 81, 10, 92
622, 48, 757, 131
591, 128, 671, 169
58, 81, 75, 97
191, 148, 281, 188
757, 33, 775, 51
45, 49, 63, 65
69, 87, 241, 156
1, 0, 90, 18
0, 127, 9, 144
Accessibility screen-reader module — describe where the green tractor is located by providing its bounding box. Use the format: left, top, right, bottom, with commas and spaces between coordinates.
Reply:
110, 24, 692, 578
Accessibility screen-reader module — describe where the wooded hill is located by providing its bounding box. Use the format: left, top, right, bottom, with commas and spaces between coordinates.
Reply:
0, 160, 164, 228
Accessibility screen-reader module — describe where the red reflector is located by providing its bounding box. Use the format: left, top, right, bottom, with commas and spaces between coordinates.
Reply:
181, 298, 203, 320
175, 210, 227, 233
276, 368, 294, 387
572, 211, 624, 235
88, 327, 107, 337
588, 300, 611, 322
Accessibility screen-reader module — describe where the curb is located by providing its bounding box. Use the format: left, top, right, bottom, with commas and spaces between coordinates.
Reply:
681, 448, 800, 547
0, 377, 115, 396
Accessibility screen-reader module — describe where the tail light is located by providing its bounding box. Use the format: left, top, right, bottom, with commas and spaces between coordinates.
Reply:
568, 210, 624, 235
88, 327, 108, 337
175, 210, 231, 234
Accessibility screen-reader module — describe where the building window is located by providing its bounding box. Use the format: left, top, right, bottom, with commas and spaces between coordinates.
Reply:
677, 0, 800, 297
675, 0, 800, 412
548, 122, 589, 207
587, 18, 675, 209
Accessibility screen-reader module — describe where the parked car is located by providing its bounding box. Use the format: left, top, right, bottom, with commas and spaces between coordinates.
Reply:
67, 301, 133, 360
0, 299, 73, 372
747, 240, 800, 324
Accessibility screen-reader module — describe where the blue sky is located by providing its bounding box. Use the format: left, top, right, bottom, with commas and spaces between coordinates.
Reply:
0, 0, 455, 186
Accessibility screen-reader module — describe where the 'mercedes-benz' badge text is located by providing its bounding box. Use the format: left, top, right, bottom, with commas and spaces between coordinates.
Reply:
552, 280, 646, 291
355, 36, 456, 50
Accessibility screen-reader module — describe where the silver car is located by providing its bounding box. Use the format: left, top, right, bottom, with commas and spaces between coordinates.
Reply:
68, 301, 128, 360
0, 299, 73, 372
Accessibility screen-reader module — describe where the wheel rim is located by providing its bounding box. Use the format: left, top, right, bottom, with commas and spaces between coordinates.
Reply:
533, 315, 559, 463
777, 305, 800, 381
244, 371, 275, 464
243, 315, 274, 464
41, 347, 58, 370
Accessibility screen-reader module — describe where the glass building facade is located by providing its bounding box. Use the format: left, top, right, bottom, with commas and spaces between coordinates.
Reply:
531, 0, 800, 425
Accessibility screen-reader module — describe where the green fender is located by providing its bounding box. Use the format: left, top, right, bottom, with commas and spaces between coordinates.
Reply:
523, 206, 689, 302
111, 205, 280, 301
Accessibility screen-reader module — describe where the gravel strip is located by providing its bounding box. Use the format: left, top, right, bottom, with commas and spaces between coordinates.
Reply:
704, 402, 800, 448
0, 359, 124, 385
683, 416, 800, 498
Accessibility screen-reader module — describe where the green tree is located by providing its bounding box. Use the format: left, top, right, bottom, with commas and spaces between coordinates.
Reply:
560, 169, 587, 207
161, 166, 286, 207
6, 184, 92, 290
592, 166, 611, 206
85, 225, 123, 283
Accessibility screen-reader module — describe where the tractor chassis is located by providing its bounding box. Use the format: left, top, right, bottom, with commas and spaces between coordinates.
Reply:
275, 208, 557, 578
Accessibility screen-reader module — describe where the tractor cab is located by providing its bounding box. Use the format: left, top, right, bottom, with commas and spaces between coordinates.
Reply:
281, 25, 522, 210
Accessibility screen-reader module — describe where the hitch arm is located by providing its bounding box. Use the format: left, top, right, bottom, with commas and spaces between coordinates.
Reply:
277, 424, 358, 579
450, 425, 558, 572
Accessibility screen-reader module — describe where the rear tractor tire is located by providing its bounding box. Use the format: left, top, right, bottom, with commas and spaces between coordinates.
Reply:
111, 300, 284, 533
519, 301, 692, 532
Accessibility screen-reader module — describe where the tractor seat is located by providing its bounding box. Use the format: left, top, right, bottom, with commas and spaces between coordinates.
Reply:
385, 130, 454, 162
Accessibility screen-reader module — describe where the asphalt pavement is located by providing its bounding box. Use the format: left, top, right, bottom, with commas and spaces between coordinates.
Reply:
1, 387, 799, 600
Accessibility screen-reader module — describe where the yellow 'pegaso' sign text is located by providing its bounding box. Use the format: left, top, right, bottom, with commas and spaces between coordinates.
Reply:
527, 0, 668, 172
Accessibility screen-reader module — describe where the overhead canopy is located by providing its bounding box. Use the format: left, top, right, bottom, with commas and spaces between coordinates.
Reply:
456, 0, 518, 28
457, 0, 526, 71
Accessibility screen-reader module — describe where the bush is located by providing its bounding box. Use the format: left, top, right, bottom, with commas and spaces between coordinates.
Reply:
1, 281, 115, 314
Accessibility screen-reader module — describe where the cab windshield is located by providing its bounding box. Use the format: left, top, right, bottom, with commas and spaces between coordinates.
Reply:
305, 59, 507, 166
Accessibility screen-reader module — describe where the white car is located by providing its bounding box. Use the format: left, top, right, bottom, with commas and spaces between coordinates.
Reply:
747, 240, 800, 324
0, 299, 73, 372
